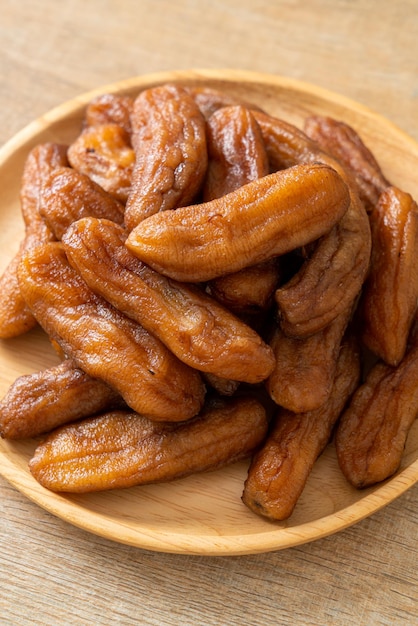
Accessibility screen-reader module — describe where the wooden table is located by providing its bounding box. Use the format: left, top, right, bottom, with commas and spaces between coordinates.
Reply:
1, 1, 417, 624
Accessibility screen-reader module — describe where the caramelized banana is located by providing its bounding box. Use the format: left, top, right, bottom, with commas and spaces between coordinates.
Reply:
203, 105, 269, 201
124, 83, 207, 229
0, 359, 122, 439
243, 338, 360, 520
84, 93, 134, 135
0, 238, 42, 338
19, 143, 69, 226
267, 304, 353, 413
0, 143, 68, 338
63, 218, 275, 383
29, 396, 268, 493
254, 112, 371, 335
188, 85, 263, 120
18, 242, 205, 421
40, 167, 125, 239
67, 123, 135, 203
304, 115, 390, 211
208, 259, 280, 314
7, 82, 416, 513
126, 163, 350, 282
336, 326, 418, 488
360, 186, 418, 365
275, 195, 368, 337
203, 105, 280, 313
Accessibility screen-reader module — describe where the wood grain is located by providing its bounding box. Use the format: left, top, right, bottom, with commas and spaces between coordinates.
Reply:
1, 1, 418, 624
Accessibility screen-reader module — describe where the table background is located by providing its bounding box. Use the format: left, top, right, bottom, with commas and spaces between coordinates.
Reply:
1, 1, 417, 624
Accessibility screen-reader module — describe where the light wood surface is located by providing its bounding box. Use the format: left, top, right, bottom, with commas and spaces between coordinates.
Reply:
1, 2, 418, 624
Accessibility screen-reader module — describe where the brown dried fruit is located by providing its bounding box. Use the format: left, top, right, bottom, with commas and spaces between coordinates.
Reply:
18, 242, 205, 421
126, 163, 350, 283
0, 143, 68, 338
63, 217, 275, 383
203, 105, 280, 313
187, 85, 264, 120
335, 328, 418, 488
304, 115, 390, 211
0, 239, 41, 338
67, 123, 135, 203
242, 337, 360, 520
0, 359, 123, 440
29, 396, 268, 493
20, 143, 69, 226
360, 186, 418, 365
275, 192, 369, 337
40, 166, 125, 239
267, 304, 353, 413
208, 259, 280, 314
254, 111, 371, 335
84, 93, 134, 135
203, 105, 269, 201
124, 83, 208, 229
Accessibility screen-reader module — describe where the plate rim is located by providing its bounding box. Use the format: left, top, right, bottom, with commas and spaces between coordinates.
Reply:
2, 68, 418, 164
1, 68, 418, 556
1, 441, 418, 555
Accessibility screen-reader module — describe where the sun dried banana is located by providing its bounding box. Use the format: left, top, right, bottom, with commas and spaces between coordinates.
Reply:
203, 104, 280, 314
360, 186, 418, 365
254, 111, 371, 336
0, 143, 68, 338
304, 115, 390, 211
242, 337, 360, 520
336, 322, 418, 488
274, 194, 368, 337
187, 85, 264, 120
0, 359, 123, 439
63, 217, 275, 383
124, 83, 207, 229
39, 166, 125, 239
4, 81, 417, 512
126, 163, 350, 282
203, 105, 269, 202
208, 259, 280, 315
29, 396, 268, 493
20, 143, 69, 225
68, 123, 135, 203
267, 304, 353, 413
18, 242, 205, 421
84, 93, 134, 135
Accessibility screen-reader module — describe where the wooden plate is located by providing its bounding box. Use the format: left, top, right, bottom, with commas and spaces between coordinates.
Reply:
1, 69, 418, 556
